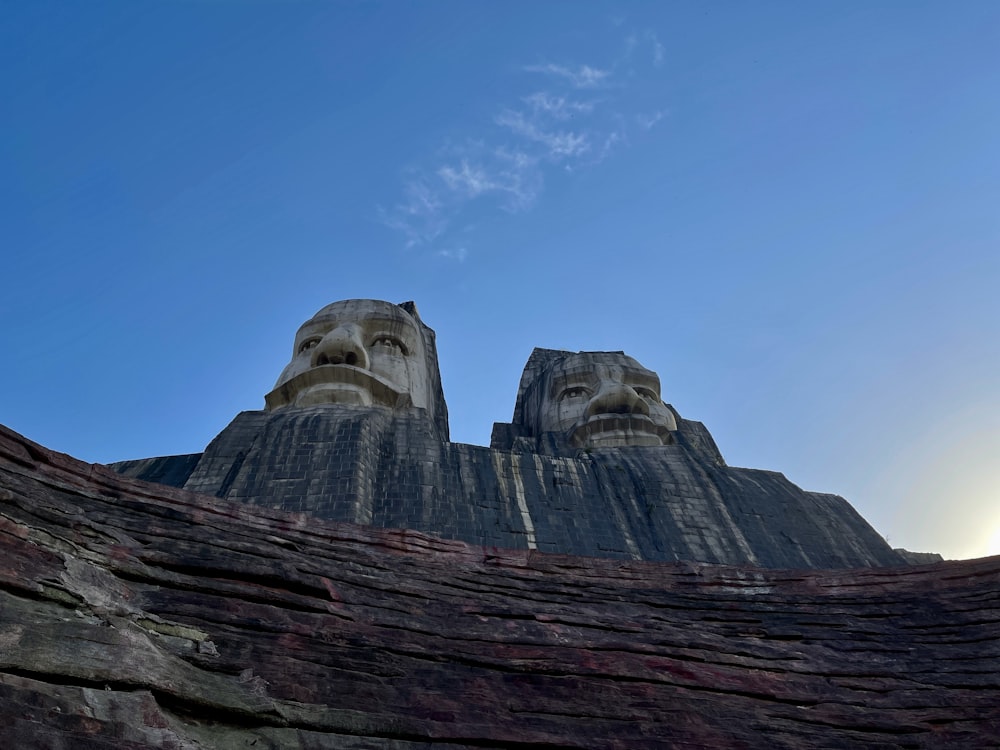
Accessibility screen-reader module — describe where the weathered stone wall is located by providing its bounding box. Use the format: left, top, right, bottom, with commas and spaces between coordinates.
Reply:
3, 423, 998, 748
114, 406, 903, 569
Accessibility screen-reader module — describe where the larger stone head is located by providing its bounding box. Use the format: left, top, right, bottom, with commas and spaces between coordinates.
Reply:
265, 299, 449, 438
504, 348, 677, 450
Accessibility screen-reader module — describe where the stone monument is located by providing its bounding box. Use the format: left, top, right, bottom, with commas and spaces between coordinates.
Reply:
506, 349, 679, 450
264, 298, 448, 437
113, 298, 904, 568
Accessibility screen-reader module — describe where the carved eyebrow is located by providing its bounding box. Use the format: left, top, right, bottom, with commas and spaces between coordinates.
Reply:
368, 331, 411, 355
360, 315, 418, 332
622, 370, 660, 392
297, 317, 337, 335
294, 324, 330, 350
549, 371, 597, 398
547, 367, 659, 397
296, 316, 419, 345
363, 319, 419, 347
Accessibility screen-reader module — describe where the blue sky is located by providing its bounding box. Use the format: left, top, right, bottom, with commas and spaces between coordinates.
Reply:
3, 1, 998, 560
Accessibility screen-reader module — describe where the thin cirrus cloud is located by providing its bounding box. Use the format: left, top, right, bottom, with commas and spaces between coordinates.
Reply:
378, 179, 448, 247
435, 247, 468, 263
624, 29, 665, 67
437, 148, 541, 210
522, 91, 596, 120
636, 111, 664, 131
521, 63, 611, 89
379, 31, 666, 253
493, 109, 591, 159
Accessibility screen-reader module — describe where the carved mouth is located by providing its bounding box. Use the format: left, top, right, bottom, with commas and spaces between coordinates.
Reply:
264, 364, 410, 411
569, 413, 673, 449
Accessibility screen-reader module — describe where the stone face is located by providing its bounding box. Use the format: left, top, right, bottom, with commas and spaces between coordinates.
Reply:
266, 299, 449, 439
111, 300, 907, 570
506, 348, 679, 449
2, 423, 999, 748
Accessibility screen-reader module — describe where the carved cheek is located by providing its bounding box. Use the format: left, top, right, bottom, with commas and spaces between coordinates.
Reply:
536, 399, 558, 434
409, 359, 433, 410
560, 400, 585, 431
369, 355, 404, 387
650, 403, 677, 431
274, 356, 310, 388
398, 359, 417, 400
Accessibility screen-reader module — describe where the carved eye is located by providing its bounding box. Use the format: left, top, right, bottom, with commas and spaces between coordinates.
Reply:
298, 337, 321, 354
371, 335, 408, 356
635, 387, 661, 404
560, 386, 590, 400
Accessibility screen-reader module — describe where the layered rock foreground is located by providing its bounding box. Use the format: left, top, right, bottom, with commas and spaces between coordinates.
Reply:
2, 423, 999, 748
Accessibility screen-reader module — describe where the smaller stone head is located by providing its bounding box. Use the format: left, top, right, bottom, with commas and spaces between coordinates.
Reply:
265, 299, 448, 437
510, 349, 677, 449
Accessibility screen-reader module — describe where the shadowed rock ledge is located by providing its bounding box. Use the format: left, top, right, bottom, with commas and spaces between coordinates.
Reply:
2, 423, 998, 748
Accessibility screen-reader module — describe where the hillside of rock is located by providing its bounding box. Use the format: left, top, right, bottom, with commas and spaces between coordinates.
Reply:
2, 423, 998, 748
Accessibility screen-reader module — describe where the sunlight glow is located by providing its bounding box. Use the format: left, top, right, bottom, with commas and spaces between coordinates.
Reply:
986, 521, 1000, 558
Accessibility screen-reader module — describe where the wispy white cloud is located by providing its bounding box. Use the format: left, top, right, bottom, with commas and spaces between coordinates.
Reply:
401, 179, 440, 216
489, 148, 542, 211
436, 247, 468, 262
436, 149, 540, 212
438, 161, 497, 198
378, 179, 446, 247
493, 147, 543, 213
495, 109, 590, 160
523, 91, 595, 120
622, 29, 665, 68
636, 110, 665, 130
381, 29, 667, 251
649, 32, 665, 67
523, 63, 611, 89
598, 130, 624, 162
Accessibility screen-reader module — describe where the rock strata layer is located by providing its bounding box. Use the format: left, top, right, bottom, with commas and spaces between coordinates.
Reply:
3, 423, 999, 748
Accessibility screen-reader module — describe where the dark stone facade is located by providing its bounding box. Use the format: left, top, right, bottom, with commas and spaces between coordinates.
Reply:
113, 403, 903, 569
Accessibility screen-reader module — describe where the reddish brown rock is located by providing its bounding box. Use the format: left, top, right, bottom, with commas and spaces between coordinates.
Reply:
1, 423, 998, 748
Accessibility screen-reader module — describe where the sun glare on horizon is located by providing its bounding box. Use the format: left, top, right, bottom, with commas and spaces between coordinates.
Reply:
985, 519, 1000, 558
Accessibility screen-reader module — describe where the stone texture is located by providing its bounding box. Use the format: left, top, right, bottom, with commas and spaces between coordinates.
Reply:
111, 300, 906, 569
895, 548, 945, 565
2, 423, 999, 748
115, 406, 903, 568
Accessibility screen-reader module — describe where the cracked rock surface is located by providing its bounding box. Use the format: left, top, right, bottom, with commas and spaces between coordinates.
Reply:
1, 423, 999, 748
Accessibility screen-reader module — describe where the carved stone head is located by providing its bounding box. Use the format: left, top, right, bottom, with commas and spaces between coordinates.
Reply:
504, 349, 677, 449
265, 299, 448, 437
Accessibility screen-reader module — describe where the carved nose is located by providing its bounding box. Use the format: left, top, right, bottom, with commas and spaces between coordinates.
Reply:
585, 382, 650, 418
311, 325, 370, 370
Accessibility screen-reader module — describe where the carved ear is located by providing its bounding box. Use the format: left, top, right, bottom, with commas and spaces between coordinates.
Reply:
397, 301, 420, 321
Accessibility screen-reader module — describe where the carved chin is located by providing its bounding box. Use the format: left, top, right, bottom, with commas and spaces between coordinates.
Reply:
265, 365, 411, 412
569, 414, 674, 449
